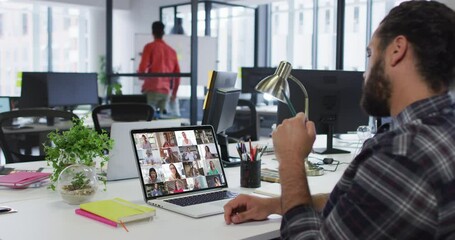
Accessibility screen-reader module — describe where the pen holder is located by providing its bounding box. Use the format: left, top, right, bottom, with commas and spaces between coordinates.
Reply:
240, 160, 261, 188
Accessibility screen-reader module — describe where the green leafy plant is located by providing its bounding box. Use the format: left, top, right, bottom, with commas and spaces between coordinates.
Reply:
66, 172, 90, 191
44, 117, 114, 191
98, 55, 123, 96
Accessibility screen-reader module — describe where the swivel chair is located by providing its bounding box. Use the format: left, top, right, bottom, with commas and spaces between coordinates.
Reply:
0, 108, 78, 163
91, 103, 154, 135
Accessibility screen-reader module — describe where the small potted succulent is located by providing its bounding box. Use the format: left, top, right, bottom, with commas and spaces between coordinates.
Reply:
44, 117, 113, 204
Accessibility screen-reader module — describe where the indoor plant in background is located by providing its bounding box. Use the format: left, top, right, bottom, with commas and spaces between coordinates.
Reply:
98, 55, 123, 100
44, 117, 114, 204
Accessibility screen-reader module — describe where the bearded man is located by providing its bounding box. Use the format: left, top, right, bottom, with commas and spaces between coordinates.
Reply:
223, 1, 455, 239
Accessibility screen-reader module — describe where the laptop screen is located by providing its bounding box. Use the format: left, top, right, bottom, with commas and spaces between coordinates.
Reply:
131, 125, 228, 200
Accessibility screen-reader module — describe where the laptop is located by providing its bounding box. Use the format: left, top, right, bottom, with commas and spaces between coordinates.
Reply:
131, 125, 238, 218
107, 119, 181, 181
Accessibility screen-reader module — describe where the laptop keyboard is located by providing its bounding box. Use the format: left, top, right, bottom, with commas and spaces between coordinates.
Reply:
165, 190, 238, 207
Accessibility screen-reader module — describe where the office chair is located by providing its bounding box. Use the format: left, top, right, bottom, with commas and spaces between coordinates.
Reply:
91, 103, 155, 135
226, 99, 259, 142
109, 94, 147, 104
0, 108, 79, 164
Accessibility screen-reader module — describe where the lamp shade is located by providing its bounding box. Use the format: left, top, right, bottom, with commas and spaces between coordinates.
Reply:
254, 61, 293, 103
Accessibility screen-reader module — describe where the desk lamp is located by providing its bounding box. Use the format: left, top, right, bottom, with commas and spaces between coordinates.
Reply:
255, 61, 323, 176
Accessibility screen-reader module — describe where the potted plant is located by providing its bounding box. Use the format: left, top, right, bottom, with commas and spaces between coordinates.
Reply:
44, 117, 113, 204
98, 55, 123, 100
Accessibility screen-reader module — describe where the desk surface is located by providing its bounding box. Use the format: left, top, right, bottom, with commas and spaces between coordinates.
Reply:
0, 136, 360, 240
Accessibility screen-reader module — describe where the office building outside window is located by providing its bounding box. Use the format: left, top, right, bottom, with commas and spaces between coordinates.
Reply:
270, 0, 409, 71
343, 0, 367, 71
317, 0, 336, 70
0, 1, 89, 96
270, 2, 289, 67
161, 3, 255, 73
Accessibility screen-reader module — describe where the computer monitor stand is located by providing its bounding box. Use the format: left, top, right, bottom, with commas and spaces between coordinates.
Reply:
313, 122, 350, 154
217, 133, 241, 167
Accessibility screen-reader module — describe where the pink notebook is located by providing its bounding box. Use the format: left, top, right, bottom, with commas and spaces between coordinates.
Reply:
75, 209, 118, 227
0, 172, 50, 188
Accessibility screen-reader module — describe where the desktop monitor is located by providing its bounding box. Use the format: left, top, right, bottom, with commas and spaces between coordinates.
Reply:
20, 72, 99, 109
20, 72, 49, 108
241, 67, 276, 104
277, 69, 369, 154
47, 72, 99, 108
241, 67, 276, 93
202, 71, 241, 166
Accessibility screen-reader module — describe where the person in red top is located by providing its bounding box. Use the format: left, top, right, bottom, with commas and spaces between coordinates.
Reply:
138, 21, 180, 114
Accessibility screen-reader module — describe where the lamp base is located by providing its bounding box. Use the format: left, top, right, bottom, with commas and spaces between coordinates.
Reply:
305, 159, 324, 176
306, 167, 324, 176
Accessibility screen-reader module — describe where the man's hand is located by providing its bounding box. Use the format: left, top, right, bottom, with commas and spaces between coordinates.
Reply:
272, 112, 316, 213
223, 195, 281, 225
272, 112, 316, 166
223, 193, 329, 225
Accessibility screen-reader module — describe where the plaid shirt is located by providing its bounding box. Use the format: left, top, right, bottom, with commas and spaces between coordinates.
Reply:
281, 93, 455, 239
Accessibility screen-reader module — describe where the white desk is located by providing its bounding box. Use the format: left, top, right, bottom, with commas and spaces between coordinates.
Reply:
0, 135, 361, 240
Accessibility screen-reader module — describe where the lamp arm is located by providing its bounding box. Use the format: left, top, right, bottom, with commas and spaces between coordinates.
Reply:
289, 75, 309, 119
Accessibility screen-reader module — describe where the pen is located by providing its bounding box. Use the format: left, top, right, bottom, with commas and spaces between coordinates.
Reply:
254, 145, 259, 161
249, 139, 254, 162
259, 145, 268, 159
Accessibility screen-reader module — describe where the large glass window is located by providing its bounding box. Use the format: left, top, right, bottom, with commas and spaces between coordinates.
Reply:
270, 0, 336, 70
293, 0, 314, 69
0, 3, 36, 96
317, 0, 337, 70
0, 2, 90, 96
270, 1, 289, 67
343, 0, 367, 71
161, 2, 255, 73
270, 0, 410, 71
51, 7, 89, 72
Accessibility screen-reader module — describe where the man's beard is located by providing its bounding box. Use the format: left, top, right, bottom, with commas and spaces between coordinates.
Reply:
360, 57, 392, 117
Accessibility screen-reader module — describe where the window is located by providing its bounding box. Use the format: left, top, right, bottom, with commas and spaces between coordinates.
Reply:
298, 8, 304, 34
22, 13, 28, 35
161, 2, 255, 73
0, 14, 3, 37
317, 0, 336, 69
293, 0, 314, 69
344, 0, 367, 71
270, 0, 407, 72
270, 1, 289, 67
324, 9, 331, 33
353, 6, 359, 32
0, 2, 90, 96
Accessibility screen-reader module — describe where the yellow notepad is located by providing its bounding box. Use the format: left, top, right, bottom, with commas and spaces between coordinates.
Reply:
80, 198, 156, 223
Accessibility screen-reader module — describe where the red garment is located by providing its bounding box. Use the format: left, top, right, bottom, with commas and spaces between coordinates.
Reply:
138, 39, 180, 96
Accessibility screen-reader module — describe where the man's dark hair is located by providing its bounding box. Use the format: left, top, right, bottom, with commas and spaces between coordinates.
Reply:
152, 21, 165, 39
376, 1, 455, 92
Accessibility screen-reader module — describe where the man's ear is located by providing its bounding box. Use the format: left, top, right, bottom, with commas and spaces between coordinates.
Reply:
390, 35, 408, 66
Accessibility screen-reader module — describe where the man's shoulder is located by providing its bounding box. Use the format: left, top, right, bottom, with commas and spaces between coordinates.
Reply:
144, 41, 156, 48
363, 115, 455, 165
159, 40, 178, 53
